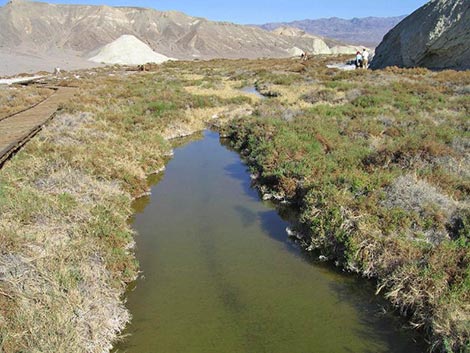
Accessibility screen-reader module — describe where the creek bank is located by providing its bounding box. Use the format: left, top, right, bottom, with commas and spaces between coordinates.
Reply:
114, 130, 426, 353
254, 82, 281, 97
0, 113, 214, 353
219, 123, 469, 352
0, 68, 257, 353
226, 146, 345, 265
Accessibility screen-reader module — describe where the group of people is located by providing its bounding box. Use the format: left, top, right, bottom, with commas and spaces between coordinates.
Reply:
298, 47, 371, 70
355, 49, 370, 69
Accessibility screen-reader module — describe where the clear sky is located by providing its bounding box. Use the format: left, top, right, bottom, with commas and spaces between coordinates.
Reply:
0, 0, 429, 24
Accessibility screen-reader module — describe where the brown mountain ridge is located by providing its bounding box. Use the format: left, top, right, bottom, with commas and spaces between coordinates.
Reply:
0, 0, 365, 75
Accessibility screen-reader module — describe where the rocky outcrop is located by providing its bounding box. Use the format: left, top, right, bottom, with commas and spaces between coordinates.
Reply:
371, 0, 470, 70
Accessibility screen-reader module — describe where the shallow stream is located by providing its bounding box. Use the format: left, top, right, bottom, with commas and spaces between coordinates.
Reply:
240, 86, 265, 99
114, 131, 425, 353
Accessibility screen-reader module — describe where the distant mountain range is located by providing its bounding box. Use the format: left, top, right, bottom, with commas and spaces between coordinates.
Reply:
0, 1, 402, 76
257, 16, 407, 47
0, 0, 357, 61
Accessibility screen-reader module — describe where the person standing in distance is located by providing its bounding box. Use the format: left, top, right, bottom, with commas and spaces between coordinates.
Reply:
362, 48, 370, 69
355, 51, 363, 69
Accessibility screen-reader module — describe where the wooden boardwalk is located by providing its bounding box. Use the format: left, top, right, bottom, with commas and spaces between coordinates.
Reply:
0, 86, 76, 166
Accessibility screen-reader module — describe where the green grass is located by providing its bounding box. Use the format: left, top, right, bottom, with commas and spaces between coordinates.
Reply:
221, 59, 470, 352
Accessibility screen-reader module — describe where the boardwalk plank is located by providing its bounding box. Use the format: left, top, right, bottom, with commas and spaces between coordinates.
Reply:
0, 87, 76, 165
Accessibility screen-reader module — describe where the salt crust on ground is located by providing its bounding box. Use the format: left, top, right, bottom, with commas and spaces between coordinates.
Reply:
0, 76, 45, 85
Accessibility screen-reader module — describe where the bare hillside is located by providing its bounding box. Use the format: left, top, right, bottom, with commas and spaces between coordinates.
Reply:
0, 0, 358, 73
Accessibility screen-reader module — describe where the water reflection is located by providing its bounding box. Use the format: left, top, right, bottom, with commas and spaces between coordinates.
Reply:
115, 130, 426, 353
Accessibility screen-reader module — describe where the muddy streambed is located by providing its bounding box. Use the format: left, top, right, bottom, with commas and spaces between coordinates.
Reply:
114, 131, 425, 353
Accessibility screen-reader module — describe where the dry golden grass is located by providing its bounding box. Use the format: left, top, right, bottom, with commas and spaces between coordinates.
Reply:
0, 85, 54, 119
0, 110, 135, 353
162, 106, 223, 140
185, 80, 262, 102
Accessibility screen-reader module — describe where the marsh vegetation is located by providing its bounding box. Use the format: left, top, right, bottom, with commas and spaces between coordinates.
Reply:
0, 57, 468, 352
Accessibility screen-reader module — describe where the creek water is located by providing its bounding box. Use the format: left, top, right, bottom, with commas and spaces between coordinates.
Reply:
114, 131, 425, 353
240, 86, 265, 99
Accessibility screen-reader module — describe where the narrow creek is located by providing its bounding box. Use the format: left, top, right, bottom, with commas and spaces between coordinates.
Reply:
240, 86, 264, 98
114, 130, 426, 353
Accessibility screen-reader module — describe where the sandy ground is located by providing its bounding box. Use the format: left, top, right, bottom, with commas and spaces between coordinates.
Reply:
0, 48, 102, 78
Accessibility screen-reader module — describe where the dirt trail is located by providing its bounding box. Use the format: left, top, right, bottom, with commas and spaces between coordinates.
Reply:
0, 86, 76, 165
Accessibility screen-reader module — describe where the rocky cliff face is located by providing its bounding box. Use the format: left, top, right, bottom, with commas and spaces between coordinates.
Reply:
370, 0, 470, 70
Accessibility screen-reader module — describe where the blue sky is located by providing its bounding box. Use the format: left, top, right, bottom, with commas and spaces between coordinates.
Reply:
1, 0, 429, 24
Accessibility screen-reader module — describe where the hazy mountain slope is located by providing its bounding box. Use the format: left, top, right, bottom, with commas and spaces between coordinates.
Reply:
0, 0, 355, 62
272, 26, 362, 54
371, 0, 470, 70
258, 16, 406, 47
